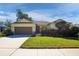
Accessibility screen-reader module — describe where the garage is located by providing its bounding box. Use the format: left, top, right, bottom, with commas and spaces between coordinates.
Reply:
11, 18, 36, 35
15, 27, 32, 34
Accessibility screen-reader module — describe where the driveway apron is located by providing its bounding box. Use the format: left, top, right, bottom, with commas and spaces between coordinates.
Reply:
0, 35, 30, 49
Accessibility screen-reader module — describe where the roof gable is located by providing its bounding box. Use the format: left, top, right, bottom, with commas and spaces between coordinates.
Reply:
17, 18, 32, 23
13, 18, 33, 24
53, 19, 66, 23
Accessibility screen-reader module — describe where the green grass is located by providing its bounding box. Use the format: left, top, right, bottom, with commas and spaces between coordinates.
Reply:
21, 36, 79, 48
0, 32, 5, 37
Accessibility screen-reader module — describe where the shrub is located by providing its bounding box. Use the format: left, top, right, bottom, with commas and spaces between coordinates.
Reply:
0, 32, 5, 37
3, 29, 13, 36
31, 34, 36, 37
41, 19, 79, 37
41, 27, 79, 37
59, 26, 79, 37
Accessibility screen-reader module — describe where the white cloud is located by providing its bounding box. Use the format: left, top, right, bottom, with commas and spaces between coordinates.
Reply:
0, 11, 16, 22
0, 11, 5, 14
27, 11, 53, 22
26, 4, 79, 24
26, 9, 79, 24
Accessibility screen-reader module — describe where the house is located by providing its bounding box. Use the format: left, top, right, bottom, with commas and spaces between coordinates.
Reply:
11, 18, 36, 35
47, 19, 71, 30
11, 18, 70, 35
0, 24, 6, 32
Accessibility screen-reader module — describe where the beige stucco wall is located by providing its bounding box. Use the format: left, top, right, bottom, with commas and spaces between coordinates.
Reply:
11, 23, 36, 34
47, 23, 58, 30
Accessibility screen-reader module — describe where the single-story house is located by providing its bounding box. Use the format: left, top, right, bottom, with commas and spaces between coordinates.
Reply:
11, 18, 36, 35
11, 18, 73, 35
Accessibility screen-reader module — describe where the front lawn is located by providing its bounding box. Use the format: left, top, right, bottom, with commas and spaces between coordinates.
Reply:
21, 36, 79, 48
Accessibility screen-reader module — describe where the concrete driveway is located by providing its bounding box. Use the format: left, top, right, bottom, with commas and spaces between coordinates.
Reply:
0, 35, 30, 48
0, 35, 30, 56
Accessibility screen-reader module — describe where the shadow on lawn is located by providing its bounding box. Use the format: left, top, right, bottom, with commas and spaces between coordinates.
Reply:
63, 36, 79, 40
8, 35, 31, 38
49, 36, 79, 40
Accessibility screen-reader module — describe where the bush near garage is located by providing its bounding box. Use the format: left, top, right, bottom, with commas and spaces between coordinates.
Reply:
0, 32, 5, 37
2, 29, 13, 36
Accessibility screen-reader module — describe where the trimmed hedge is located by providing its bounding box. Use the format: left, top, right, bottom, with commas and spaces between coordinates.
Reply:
41, 29, 79, 37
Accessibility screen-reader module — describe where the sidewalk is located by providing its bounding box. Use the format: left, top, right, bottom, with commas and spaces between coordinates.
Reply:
0, 49, 79, 56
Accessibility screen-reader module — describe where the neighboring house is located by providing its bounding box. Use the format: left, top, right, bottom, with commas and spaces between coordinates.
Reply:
0, 24, 6, 32
11, 18, 36, 35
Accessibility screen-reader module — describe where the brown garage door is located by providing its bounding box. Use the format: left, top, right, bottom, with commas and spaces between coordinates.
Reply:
15, 27, 32, 34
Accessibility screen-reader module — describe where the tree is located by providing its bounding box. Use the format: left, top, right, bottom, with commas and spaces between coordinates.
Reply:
5, 20, 12, 29
23, 14, 28, 19
3, 20, 13, 36
55, 19, 79, 37
70, 26, 79, 36
55, 19, 70, 30
16, 9, 24, 20
28, 17, 32, 21
16, 9, 32, 21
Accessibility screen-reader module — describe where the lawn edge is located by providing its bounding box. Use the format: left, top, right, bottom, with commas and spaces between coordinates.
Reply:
20, 46, 79, 49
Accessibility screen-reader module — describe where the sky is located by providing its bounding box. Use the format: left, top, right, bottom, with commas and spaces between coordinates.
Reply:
0, 3, 79, 24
